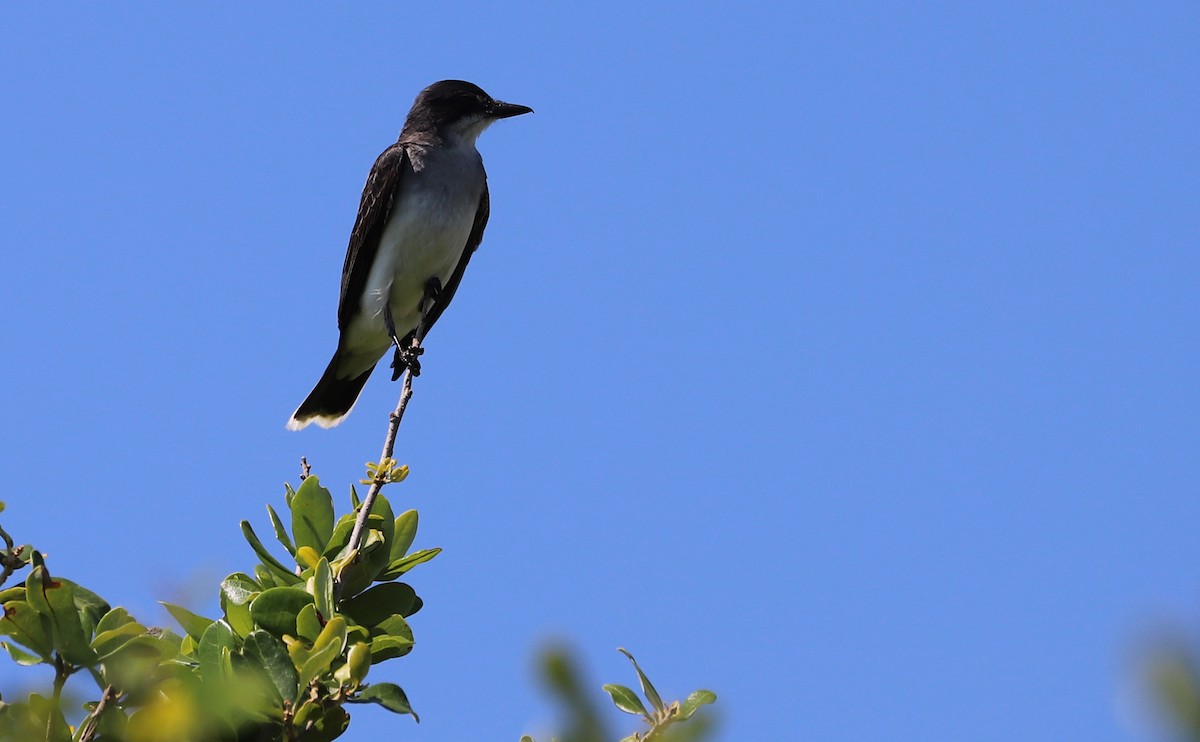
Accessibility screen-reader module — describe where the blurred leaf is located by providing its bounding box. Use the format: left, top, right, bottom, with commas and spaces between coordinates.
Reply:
249, 587, 314, 638
379, 547, 441, 580
197, 620, 237, 683
390, 510, 418, 561
241, 521, 302, 585
0, 586, 25, 603
604, 683, 649, 718
348, 682, 418, 721
243, 629, 299, 703
267, 503, 297, 557
618, 648, 664, 714
291, 476, 335, 554
1150, 652, 1200, 737
678, 690, 717, 720
340, 583, 415, 627
537, 643, 609, 739
161, 602, 214, 641
27, 693, 71, 742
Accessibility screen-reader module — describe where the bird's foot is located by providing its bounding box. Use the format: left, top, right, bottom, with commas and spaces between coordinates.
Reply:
391, 344, 424, 380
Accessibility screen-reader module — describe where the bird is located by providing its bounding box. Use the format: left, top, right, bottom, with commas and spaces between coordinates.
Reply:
287, 80, 532, 430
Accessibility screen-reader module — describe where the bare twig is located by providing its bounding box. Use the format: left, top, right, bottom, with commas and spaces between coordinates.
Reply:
299, 457, 312, 480
342, 295, 432, 572
77, 685, 119, 742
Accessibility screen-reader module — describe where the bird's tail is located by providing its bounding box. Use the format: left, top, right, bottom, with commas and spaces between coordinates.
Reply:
287, 352, 374, 430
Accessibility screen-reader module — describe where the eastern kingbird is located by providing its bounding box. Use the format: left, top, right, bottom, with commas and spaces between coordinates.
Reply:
288, 80, 532, 430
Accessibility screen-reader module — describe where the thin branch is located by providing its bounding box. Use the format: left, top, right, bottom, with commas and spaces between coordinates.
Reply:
299, 457, 312, 480
342, 296, 431, 570
77, 685, 119, 742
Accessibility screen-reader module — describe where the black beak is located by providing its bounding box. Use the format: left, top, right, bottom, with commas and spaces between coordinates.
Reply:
490, 100, 534, 119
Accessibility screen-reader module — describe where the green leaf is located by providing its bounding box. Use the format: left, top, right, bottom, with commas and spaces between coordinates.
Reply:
250, 587, 314, 638
390, 510, 419, 561
25, 564, 52, 615
345, 640, 371, 684
349, 484, 361, 509
299, 617, 346, 687
161, 602, 214, 641
379, 548, 441, 580
243, 629, 299, 703
254, 563, 279, 589
0, 600, 53, 659
313, 558, 335, 621
296, 602, 322, 643
27, 692, 72, 742
370, 614, 413, 640
2, 640, 43, 665
241, 521, 302, 585
90, 621, 147, 658
323, 513, 358, 561
267, 504, 297, 557
220, 573, 260, 638
603, 683, 650, 718
221, 573, 261, 604
291, 475, 335, 553
339, 583, 415, 628
94, 607, 136, 637
349, 682, 419, 721
40, 575, 96, 665
678, 689, 717, 720
331, 528, 386, 598
368, 632, 413, 662
68, 581, 110, 636
197, 620, 237, 683
618, 648, 664, 714
362, 495, 395, 580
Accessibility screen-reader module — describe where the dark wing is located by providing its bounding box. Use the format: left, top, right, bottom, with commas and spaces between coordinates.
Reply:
337, 143, 409, 331
415, 181, 490, 342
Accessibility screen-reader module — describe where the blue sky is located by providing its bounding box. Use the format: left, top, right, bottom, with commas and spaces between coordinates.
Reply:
1, 3, 1198, 740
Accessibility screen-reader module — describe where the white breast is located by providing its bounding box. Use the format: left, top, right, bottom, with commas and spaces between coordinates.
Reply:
339, 145, 484, 376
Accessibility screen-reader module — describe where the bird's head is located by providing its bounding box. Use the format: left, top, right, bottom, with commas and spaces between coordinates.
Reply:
404, 80, 533, 144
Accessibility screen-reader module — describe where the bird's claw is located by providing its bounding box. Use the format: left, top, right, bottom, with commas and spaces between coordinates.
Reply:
391, 344, 425, 380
